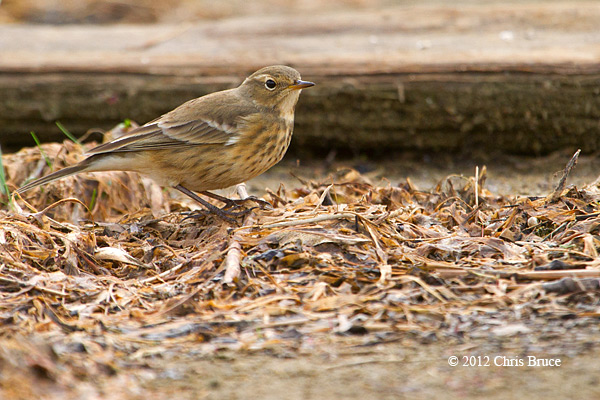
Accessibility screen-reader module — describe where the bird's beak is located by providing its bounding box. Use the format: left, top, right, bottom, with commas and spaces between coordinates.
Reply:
289, 79, 315, 90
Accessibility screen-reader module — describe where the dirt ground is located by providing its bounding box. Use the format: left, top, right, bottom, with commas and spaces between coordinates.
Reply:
139, 343, 600, 400
157, 152, 600, 400
3, 150, 600, 400
249, 149, 600, 197
8, 339, 598, 400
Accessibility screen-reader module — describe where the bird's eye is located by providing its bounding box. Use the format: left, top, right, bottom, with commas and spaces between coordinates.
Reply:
265, 79, 277, 90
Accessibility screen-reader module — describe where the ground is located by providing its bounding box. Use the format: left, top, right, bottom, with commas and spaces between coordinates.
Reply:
4, 337, 600, 399
1, 145, 599, 399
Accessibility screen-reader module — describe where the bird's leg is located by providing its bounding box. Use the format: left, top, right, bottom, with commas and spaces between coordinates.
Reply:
174, 185, 252, 223
200, 189, 272, 211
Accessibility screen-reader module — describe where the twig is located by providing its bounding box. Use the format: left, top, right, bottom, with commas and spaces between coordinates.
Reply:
542, 277, 600, 294
236, 183, 250, 200
312, 184, 334, 213
44, 305, 83, 332
325, 359, 405, 370
435, 268, 600, 280
257, 212, 358, 229
363, 221, 390, 285
140, 262, 186, 284
265, 188, 286, 207
255, 316, 310, 329
475, 166, 479, 208
223, 237, 243, 284
0, 275, 67, 297
223, 183, 254, 284
548, 149, 580, 203
401, 275, 447, 303
17, 197, 94, 229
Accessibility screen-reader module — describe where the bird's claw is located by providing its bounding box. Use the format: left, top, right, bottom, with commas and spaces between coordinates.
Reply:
182, 205, 256, 224
223, 196, 273, 211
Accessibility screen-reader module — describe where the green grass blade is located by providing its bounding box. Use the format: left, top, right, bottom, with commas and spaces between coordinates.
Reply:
30, 131, 53, 169
89, 188, 98, 210
0, 145, 13, 207
56, 121, 81, 145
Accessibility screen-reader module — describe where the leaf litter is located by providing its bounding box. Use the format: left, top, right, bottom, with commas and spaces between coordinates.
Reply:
1, 139, 600, 395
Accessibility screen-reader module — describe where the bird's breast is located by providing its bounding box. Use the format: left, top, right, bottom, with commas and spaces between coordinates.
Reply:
172, 113, 295, 191
231, 114, 294, 179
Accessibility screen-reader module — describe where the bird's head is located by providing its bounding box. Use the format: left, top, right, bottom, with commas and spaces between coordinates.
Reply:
239, 65, 314, 112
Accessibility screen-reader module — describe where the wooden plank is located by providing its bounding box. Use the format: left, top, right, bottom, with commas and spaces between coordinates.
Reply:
1, 2, 600, 154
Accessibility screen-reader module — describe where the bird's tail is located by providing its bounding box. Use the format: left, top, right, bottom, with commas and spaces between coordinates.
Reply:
16, 161, 91, 194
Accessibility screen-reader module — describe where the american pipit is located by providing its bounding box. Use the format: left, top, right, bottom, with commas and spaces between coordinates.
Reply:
17, 65, 314, 220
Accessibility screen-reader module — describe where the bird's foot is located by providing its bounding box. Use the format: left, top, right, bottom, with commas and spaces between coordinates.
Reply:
224, 196, 273, 211
176, 185, 260, 224
182, 206, 254, 224
200, 191, 272, 211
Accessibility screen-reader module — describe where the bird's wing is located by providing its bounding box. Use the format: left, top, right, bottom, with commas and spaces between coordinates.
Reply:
86, 91, 254, 155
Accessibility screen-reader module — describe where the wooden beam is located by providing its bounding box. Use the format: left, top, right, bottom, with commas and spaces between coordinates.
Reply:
2, 3, 600, 154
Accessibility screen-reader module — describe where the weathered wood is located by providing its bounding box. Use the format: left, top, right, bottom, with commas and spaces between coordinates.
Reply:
1, 3, 600, 155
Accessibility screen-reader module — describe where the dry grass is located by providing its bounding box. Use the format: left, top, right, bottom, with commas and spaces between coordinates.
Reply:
1, 140, 599, 396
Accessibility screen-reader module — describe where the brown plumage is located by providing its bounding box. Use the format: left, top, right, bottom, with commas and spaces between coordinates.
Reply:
17, 65, 314, 218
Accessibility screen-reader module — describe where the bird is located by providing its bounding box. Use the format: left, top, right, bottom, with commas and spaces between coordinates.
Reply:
16, 65, 314, 220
